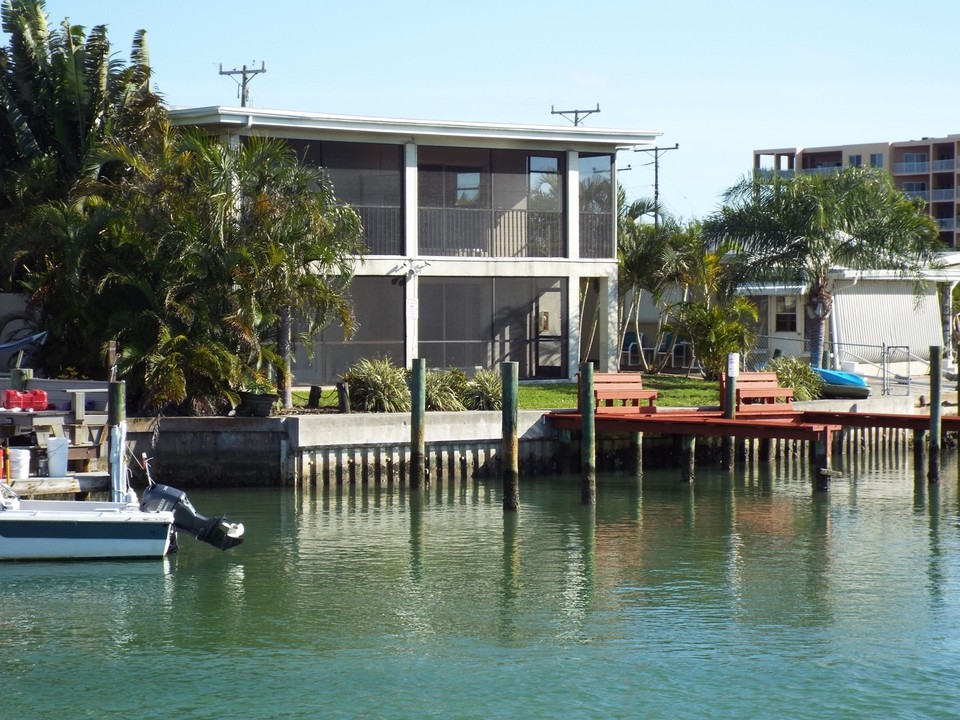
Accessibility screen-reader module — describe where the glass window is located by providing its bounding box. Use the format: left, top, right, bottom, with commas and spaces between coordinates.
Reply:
848, 154, 862, 167
774, 296, 797, 333
870, 152, 884, 168
579, 154, 614, 259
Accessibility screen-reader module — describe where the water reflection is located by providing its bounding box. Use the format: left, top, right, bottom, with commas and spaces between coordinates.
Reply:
4, 455, 960, 718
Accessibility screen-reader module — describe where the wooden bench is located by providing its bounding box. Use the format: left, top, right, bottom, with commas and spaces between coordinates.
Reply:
720, 371, 794, 414
577, 372, 658, 413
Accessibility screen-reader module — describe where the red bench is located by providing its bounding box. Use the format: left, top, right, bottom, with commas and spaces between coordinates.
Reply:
720, 371, 794, 414
577, 372, 658, 413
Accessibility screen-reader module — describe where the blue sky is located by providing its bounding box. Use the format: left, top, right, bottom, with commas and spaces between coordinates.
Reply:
36, 0, 960, 220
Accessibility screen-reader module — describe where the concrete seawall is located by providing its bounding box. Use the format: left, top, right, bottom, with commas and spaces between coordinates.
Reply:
126, 393, 925, 489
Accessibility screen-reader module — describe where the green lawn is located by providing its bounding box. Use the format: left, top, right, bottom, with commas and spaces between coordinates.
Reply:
293, 373, 719, 411
518, 374, 718, 409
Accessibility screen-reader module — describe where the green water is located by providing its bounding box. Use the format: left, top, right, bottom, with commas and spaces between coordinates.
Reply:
3, 453, 960, 719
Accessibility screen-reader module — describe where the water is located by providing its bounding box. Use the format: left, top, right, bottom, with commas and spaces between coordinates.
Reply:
4, 452, 960, 719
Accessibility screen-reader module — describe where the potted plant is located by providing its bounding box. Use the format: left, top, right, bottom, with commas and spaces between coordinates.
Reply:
237, 371, 279, 417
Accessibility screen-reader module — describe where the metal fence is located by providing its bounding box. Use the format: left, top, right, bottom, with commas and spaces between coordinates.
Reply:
744, 335, 927, 397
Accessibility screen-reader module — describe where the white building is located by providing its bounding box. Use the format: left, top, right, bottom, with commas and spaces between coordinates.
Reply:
170, 106, 659, 384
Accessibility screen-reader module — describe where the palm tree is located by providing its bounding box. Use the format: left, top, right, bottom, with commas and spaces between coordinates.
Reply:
0, 1, 160, 285
703, 167, 940, 368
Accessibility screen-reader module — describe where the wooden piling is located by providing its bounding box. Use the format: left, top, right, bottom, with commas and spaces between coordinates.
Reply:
410, 359, 426, 490
929, 346, 942, 483
680, 435, 695, 483
721, 353, 738, 470
579, 362, 596, 505
501, 362, 519, 512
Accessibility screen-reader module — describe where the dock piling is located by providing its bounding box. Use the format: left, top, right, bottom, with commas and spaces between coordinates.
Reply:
579, 362, 596, 505
502, 362, 519, 511
410, 359, 426, 490
929, 345, 942, 483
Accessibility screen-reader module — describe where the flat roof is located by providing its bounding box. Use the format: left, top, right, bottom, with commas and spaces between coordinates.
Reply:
168, 106, 661, 150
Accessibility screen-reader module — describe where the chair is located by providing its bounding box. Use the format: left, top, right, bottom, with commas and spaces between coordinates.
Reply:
621, 331, 641, 367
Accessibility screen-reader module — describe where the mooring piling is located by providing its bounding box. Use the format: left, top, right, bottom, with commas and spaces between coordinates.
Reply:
410, 358, 426, 490
579, 362, 596, 505
501, 361, 520, 511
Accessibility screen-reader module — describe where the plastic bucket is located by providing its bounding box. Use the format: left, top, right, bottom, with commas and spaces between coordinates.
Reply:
46, 438, 68, 477
8, 448, 30, 479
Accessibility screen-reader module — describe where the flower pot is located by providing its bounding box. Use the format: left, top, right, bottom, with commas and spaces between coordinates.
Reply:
238, 391, 279, 417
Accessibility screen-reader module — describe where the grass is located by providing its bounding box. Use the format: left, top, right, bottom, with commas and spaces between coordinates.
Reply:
293, 373, 719, 411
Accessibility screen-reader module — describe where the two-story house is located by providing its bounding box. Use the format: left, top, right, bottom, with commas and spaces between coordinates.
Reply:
170, 106, 659, 385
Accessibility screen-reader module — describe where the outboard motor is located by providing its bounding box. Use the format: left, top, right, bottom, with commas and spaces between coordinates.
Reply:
140, 484, 244, 551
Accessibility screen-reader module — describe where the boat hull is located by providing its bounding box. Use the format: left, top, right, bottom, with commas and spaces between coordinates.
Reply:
0, 501, 174, 560
814, 368, 870, 399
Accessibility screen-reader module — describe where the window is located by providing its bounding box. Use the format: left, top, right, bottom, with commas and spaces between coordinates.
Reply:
904, 152, 928, 163
870, 152, 884, 168
774, 296, 797, 332
455, 170, 482, 206
903, 181, 927, 192
848, 154, 862, 167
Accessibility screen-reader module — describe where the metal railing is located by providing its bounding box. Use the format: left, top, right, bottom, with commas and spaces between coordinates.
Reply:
418, 208, 565, 258
743, 335, 924, 397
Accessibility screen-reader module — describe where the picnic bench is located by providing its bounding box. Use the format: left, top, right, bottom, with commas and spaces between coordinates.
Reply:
577, 372, 658, 413
720, 371, 794, 414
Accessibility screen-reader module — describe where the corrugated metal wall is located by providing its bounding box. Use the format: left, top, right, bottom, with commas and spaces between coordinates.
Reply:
833, 280, 942, 363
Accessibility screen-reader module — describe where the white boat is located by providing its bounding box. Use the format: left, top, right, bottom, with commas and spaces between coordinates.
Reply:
0, 436, 244, 561
0, 482, 244, 561
0, 492, 175, 560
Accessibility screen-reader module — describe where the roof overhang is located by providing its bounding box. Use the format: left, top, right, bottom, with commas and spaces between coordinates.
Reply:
168, 106, 661, 151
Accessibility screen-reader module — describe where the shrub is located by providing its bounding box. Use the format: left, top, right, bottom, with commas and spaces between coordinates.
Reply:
425, 369, 467, 411
768, 355, 823, 401
463, 368, 502, 410
340, 357, 410, 412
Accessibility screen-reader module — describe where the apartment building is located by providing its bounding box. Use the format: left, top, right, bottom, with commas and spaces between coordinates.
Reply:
752, 135, 960, 372
170, 106, 659, 385
755, 134, 960, 247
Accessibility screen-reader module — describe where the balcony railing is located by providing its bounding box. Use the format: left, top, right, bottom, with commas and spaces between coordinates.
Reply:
937, 217, 955, 230
893, 161, 930, 174
799, 166, 841, 175
903, 190, 930, 201
932, 188, 955, 202
418, 208, 564, 258
356, 205, 403, 255
933, 159, 956, 172
580, 212, 615, 258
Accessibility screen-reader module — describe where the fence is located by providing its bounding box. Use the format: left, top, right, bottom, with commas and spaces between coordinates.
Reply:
744, 335, 926, 397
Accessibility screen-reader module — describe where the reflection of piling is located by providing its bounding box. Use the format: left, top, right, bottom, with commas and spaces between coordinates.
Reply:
502, 362, 519, 511
410, 359, 426, 490
929, 346, 941, 483
579, 362, 596, 505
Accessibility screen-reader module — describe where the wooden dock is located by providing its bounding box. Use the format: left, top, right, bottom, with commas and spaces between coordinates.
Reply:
544, 404, 953, 490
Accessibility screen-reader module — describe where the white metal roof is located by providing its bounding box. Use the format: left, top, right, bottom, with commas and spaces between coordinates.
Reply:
168, 106, 661, 150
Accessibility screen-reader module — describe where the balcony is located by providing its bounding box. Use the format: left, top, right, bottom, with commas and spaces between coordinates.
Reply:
356, 205, 403, 255
932, 188, 955, 202
893, 161, 930, 174
903, 190, 930, 201
937, 217, 955, 230
418, 208, 564, 258
799, 166, 840, 175
933, 159, 956, 172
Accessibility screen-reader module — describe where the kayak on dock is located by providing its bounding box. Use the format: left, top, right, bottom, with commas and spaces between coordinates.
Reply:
814, 368, 871, 400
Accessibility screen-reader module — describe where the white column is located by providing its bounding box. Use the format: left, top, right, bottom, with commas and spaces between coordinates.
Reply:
567, 151, 579, 259
404, 143, 419, 367
566, 276, 581, 379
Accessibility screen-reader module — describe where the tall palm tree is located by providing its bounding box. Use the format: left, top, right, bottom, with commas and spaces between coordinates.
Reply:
703, 167, 940, 367
0, 0, 161, 285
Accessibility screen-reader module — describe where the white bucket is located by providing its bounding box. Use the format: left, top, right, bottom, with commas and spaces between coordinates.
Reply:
46, 438, 69, 478
8, 448, 31, 480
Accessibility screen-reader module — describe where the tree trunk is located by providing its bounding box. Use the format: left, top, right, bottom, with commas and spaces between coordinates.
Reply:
278, 305, 293, 409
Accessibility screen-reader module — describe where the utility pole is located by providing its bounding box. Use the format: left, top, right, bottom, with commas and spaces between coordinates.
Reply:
551, 103, 600, 126
219, 61, 266, 107
634, 143, 679, 230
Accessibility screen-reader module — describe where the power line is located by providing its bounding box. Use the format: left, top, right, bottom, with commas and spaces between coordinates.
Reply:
634, 143, 679, 230
550, 103, 600, 126
219, 61, 266, 107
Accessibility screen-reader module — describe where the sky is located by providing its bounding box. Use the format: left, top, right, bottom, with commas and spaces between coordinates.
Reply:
33, 0, 960, 221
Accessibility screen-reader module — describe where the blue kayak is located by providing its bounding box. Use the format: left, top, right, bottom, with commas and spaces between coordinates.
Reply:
814, 368, 870, 399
